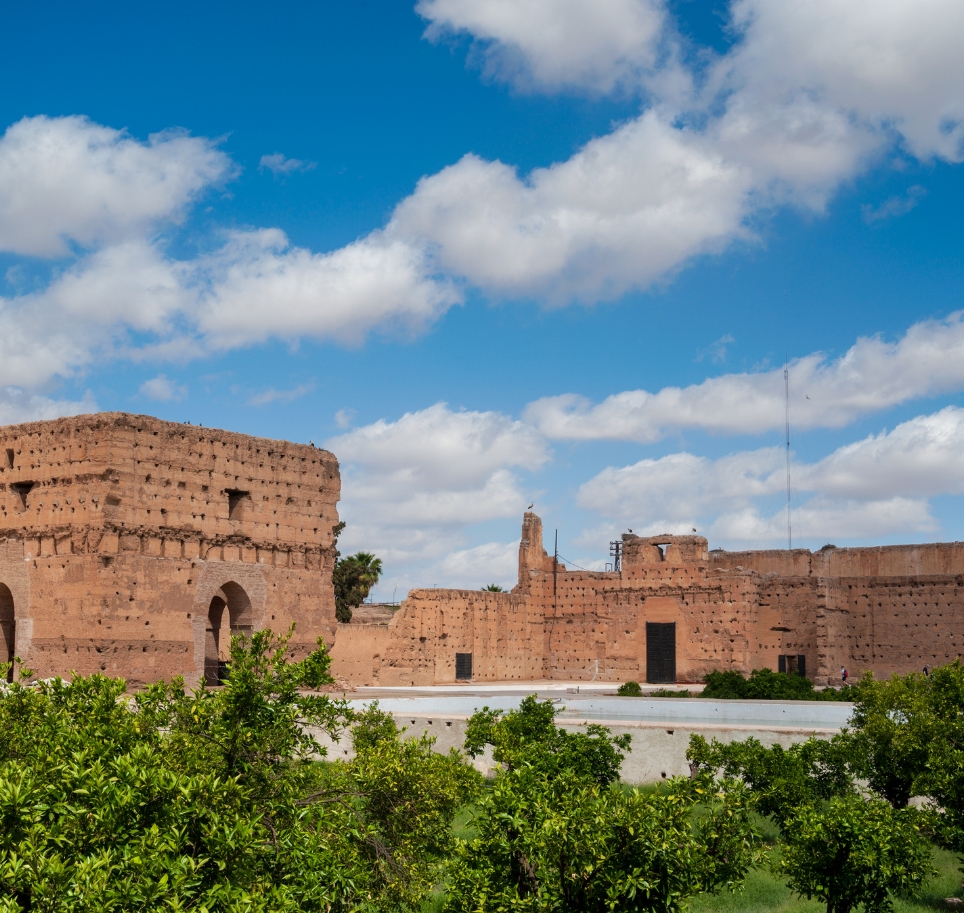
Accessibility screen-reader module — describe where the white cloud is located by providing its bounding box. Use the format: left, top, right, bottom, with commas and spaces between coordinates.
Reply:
326, 403, 548, 573
391, 113, 753, 302
722, 0, 964, 164
525, 312, 964, 441
0, 229, 461, 390
425, 540, 519, 590
862, 185, 926, 224
577, 407, 964, 544
398, 0, 964, 303
0, 387, 95, 426
139, 374, 186, 402
0, 116, 232, 258
193, 229, 461, 348
417, 0, 667, 94
805, 407, 964, 500
259, 152, 316, 175
247, 383, 313, 406
334, 408, 355, 429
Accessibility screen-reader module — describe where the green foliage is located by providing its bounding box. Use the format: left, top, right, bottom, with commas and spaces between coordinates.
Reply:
333, 551, 383, 623
463, 695, 631, 787
651, 688, 693, 698
617, 680, 643, 696
445, 769, 759, 913
0, 629, 478, 912
701, 668, 818, 701
909, 661, 964, 856
840, 671, 932, 808
449, 700, 759, 913
687, 736, 853, 829
482, 584, 504, 592
780, 796, 934, 913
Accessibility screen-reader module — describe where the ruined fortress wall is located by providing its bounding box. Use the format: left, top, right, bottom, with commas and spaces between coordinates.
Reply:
330, 588, 546, 686
367, 515, 964, 687
0, 413, 339, 685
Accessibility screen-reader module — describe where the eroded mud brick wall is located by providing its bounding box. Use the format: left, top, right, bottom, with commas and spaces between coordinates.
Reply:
0, 413, 340, 686
357, 512, 964, 687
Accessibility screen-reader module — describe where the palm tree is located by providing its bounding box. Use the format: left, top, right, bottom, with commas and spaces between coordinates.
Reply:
334, 551, 383, 623
482, 584, 504, 592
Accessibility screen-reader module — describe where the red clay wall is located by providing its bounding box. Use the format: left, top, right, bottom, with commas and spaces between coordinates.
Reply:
0, 413, 339, 686
364, 514, 964, 687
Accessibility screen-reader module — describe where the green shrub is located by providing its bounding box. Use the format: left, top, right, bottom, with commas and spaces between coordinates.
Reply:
701, 668, 817, 700
617, 680, 643, 696
650, 688, 692, 697
0, 629, 480, 912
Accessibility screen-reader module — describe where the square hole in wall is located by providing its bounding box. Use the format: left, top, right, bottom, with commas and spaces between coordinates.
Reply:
11, 481, 34, 512
227, 489, 250, 521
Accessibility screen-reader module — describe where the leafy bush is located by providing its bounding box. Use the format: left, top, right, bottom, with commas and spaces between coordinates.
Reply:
617, 680, 643, 696
780, 796, 933, 913
448, 699, 759, 912
463, 694, 631, 787
687, 735, 853, 828
650, 688, 692, 697
0, 629, 479, 912
702, 668, 817, 700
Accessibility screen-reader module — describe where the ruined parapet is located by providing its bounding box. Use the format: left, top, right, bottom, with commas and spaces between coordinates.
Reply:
622, 533, 709, 570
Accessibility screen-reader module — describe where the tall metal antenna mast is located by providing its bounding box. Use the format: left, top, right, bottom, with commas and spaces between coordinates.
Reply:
785, 362, 792, 550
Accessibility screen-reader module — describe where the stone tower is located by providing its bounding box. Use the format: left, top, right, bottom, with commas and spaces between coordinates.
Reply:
0, 413, 340, 687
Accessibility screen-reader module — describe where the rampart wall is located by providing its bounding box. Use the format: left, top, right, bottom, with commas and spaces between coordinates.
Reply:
333, 513, 964, 687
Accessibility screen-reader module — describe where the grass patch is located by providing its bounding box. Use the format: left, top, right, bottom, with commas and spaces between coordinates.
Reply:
690, 845, 961, 913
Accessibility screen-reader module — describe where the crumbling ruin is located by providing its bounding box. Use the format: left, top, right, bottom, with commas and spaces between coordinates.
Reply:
330, 511, 964, 687
0, 413, 339, 687
3, 413, 961, 690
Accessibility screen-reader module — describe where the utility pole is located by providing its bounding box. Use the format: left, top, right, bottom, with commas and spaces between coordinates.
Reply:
785, 362, 792, 551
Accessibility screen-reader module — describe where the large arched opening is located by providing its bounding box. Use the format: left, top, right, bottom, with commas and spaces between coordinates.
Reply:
204, 581, 254, 686
0, 584, 14, 683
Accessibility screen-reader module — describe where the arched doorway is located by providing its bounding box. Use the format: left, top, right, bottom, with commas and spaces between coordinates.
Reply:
204, 581, 253, 686
0, 584, 14, 683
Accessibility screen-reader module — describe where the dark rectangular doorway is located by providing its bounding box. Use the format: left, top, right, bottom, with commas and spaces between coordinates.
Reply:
455, 652, 473, 680
646, 622, 676, 684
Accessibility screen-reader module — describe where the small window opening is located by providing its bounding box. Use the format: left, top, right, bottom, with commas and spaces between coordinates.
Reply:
11, 482, 34, 512
5, 449, 13, 469
227, 489, 250, 521
778, 654, 807, 678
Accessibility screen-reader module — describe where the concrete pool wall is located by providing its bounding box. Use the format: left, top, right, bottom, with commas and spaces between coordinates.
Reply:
313, 696, 854, 785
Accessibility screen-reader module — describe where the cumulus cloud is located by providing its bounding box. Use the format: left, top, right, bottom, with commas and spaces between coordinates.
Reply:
0, 388, 95, 426
425, 540, 520, 590
721, 0, 964, 164
259, 153, 316, 175
417, 0, 667, 94
391, 114, 752, 302
577, 407, 964, 544
139, 374, 186, 402
526, 312, 964, 441
0, 116, 232, 258
193, 229, 461, 348
401, 0, 964, 302
326, 402, 548, 573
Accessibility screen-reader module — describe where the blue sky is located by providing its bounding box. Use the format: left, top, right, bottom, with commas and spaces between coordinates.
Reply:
2, 0, 964, 598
